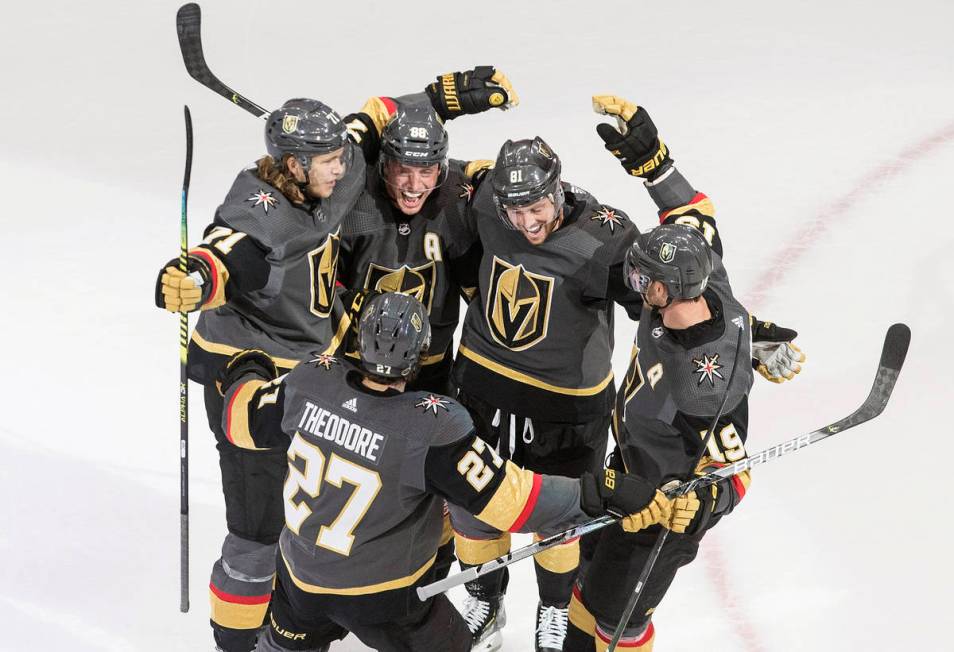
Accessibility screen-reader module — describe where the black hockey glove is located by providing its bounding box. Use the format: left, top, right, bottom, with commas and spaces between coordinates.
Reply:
751, 316, 806, 383
154, 255, 212, 313
592, 95, 671, 180
216, 349, 279, 397
580, 469, 672, 533
426, 66, 518, 121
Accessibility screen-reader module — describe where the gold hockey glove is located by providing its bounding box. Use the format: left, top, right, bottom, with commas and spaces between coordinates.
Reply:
592, 95, 671, 180
154, 256, 212, 313
426, 66, 519, 121
620, 490, 672, 533
751, 317, 806, 383
580, 469, 660, 522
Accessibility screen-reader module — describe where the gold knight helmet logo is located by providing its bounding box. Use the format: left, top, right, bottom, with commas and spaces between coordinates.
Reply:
365, 262, 437, 312
282, 114, 299, 134
308, 229, 341, 318
486, 257, 554, 351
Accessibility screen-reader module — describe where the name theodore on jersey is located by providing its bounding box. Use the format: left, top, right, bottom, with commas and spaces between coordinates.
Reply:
296, 401, 387, 465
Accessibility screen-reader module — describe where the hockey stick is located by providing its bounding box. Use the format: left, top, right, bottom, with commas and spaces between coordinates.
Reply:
176, 3, 270, 119
607, 324, 746, 650
179, 105, 194, 614
417, 323, 911, 602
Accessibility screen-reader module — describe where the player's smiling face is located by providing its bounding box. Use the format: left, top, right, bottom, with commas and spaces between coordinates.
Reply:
384, 159, 441, 216
505, 196, 562, 245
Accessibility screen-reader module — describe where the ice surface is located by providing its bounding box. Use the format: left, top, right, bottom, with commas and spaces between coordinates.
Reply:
2, 0, 952, 649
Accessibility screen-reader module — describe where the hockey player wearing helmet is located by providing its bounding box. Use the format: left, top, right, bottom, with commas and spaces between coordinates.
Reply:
447, 135, 644, 652
151, 67, 517, 652
213, 293, 671, 652
338, 104, 495, 397
560, 97, 805, 652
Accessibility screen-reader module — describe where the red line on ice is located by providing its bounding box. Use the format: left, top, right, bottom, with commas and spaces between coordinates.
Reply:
704, 119, 954, 652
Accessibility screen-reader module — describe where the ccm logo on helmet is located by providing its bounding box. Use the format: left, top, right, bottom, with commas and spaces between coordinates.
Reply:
403, 151, 429, 158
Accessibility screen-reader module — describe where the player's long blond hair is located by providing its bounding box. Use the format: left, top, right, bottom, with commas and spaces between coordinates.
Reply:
256, 155, 305, 205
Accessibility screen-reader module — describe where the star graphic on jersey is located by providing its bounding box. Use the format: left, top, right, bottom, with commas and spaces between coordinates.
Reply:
247, 189, 278, 213
692, 353, 725, 386
458, 183, 475, 201
309, 354, 339, 370
416, 394, 450, 415
590, 206, 626, 233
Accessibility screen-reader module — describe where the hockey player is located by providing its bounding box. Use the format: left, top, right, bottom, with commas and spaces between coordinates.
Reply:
215, 292, 673, 652
153, 69, 517, 652
337, 104, 487, 397
447, 136, 643, 651
561, 97, 782, 651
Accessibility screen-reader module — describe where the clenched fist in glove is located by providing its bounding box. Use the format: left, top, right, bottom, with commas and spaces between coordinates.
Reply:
216, 349, 279, 396
426, 66, 519, 121
154, 256, 212, 313
592, 95, 671, 180
751, 317, 806, 383
580, 469, 671, 533
661, 458, 750, 535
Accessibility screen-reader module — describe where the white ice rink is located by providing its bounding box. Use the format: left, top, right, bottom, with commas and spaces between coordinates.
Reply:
2, 0, 952, 649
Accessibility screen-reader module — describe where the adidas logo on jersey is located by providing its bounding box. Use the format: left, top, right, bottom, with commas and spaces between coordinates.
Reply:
341, 398, 358, 413
732, 315, 746, 330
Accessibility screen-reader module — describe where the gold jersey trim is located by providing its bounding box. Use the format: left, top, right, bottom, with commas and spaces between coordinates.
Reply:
532, 534, 580, 574
458, 345, 614, 396
192, 315, 349, 370
281, 551, 436, 596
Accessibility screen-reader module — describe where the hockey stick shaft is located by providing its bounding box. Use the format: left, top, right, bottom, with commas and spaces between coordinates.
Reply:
179, 105, 194, 614
607, 325, 746, 650
417, 323, 910, 602
176, 3, 270, 119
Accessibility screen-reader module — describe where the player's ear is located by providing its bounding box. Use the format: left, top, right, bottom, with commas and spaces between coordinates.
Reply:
285, 154, 303, 180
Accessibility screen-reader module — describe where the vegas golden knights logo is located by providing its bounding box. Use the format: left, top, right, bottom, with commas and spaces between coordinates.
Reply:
364, 262, 437, 312
308, 229, 341, 318
485, 256, 554, 351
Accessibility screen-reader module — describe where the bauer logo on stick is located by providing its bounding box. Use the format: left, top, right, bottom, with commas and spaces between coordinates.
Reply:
659, 242, 677, 263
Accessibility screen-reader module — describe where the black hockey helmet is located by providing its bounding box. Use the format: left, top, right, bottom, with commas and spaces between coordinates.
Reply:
265, 98, 351, 171
380, 105, 449, 173
491, 137, 564, 229
357, 292, 432, 380
625, 224, 712, 301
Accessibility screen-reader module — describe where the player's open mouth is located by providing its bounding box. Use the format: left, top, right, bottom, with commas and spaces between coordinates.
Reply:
401, 191, 424, 207
525, 223, 543, 234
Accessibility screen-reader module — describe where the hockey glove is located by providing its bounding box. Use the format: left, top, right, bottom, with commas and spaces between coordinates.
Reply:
154, 256, 213, 313
751, 317, 806, 383
664, 458, 751, 535
580, 469, 669, 532
216, 349, 279, 397
592, 95, 671, 180
426, 66, 519, 122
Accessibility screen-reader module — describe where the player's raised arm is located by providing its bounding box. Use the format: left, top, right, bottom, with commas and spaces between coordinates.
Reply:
217, 349, 289, 450
344, 66, 519, 162
592, 95, 724, 258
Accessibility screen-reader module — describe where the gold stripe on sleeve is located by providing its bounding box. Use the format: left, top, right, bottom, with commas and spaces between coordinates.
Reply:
474, 460, 536, 531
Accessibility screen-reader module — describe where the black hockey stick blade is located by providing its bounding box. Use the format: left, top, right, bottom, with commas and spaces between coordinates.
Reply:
176, 3, 270, 118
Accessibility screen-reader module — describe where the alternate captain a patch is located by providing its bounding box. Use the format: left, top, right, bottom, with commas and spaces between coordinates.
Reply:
246, 189, 279, 214
485, 256, 554, 351
307, 229, 341, 318
590, 206, 626, 233
692, 353, 724, 386
364, 262, 437, 313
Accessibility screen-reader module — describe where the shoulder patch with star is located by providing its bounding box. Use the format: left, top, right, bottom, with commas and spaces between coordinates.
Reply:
416, 394, 450, 416
590, 206, 626, 233
458, 182, 475, 202
247, 189, 279, 213
309, 354, 339, 370
692, 353, 724, 386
